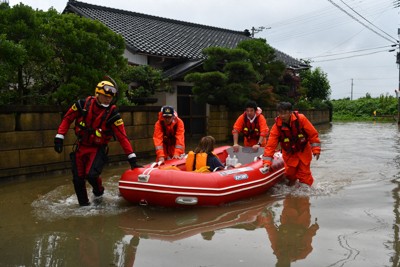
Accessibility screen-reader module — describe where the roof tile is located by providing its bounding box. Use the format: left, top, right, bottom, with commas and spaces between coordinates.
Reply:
64, 0, 307, 68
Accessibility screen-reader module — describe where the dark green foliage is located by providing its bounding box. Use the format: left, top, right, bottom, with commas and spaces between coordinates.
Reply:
185, 38, 285, 110
120, 65, 170, 103
185, 71, 228, 105
0, 4, 127, 107
332, 94, 397, 121
42, 12, 126, 106
300, 67, 331, 101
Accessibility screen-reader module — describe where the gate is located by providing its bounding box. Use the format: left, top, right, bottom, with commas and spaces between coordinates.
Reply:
177, 86, 206, 139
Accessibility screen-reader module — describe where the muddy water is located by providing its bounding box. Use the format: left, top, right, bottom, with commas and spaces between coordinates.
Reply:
0, 122, 399, 267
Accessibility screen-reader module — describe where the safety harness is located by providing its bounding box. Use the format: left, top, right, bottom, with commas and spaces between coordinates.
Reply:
74, 96, 118, 145
277, 111, 308, 153
160, 120, 178, 147
243, 115, 260, 141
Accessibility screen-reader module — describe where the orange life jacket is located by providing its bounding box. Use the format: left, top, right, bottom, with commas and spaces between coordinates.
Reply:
160, 120, 178, 147
185, 151, 209, 171
74, 96, 117, 146
277, 111, 308, 153
243, 115, 260, 140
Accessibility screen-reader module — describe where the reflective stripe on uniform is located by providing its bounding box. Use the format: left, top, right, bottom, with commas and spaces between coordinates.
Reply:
310, 143, 321, 147
155, 146, 163, 151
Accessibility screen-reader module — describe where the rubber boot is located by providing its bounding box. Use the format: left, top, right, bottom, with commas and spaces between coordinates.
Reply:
88, 176, 104, 197
73, 177, 89, 206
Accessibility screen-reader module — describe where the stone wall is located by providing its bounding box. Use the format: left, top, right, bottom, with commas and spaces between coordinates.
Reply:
0, 105, 330, 179
0, 105, 159, 179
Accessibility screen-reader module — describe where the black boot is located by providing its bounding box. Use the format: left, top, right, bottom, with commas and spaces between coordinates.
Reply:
88, 176, 104, 197
73, 177, 89, 206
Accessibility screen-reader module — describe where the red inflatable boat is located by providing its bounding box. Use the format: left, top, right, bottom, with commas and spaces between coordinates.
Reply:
119, 146, 284, 207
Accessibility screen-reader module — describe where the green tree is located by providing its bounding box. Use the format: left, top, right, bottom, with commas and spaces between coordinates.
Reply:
0, 34, 27, 104
300, 67, 331, 101
0, 3, 127, 106
120, 65, 171, 104
42, 12, 127, 106
0, 3, 48, 104
185, 38, 285, 110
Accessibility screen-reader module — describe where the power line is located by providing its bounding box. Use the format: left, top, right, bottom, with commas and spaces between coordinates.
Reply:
307, 45, 396, 59
337, 0, 398, 43
327, 0, 398, 44
266, 0, 393, 44
312, 49, 395, 62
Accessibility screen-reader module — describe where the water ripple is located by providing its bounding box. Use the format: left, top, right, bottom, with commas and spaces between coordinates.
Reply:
31, 175, 132, 221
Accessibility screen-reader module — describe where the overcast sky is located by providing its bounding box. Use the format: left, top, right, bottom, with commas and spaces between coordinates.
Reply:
7, 0, 400, 100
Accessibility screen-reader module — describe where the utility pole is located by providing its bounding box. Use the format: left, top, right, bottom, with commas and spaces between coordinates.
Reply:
351, 78, 353, 100
397, 28, 400, 124
250, 26, 271, 38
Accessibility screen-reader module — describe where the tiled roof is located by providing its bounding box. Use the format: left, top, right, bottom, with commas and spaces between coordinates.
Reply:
64, 0, 308, 69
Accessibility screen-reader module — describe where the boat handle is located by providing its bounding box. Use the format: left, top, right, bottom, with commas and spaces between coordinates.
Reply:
175, 196, 198, 205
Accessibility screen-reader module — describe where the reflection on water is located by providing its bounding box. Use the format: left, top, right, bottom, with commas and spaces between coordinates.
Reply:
1, 122, 400, 266
32, 232, 67, 267
115, 184, 319, 266
263, 196, 318, 267
26, 179, 322, 266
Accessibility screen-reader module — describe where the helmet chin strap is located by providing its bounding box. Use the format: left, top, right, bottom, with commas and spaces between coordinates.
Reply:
100, 103, 110, 108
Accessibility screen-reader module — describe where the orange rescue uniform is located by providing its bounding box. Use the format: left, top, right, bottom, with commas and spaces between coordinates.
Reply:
263, 112, 321, 185
232, 107, 269, 147
153, 111, 185, 160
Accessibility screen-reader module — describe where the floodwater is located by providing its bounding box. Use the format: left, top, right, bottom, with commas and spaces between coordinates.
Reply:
1, 122, 400, 267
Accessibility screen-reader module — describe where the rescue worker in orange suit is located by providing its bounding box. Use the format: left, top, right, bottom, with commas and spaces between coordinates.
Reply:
153, 105, 185, 164
262, 102, 320, 186
261, 197, 319, 266
54, 80, 138, 206
232, 101, 269, 152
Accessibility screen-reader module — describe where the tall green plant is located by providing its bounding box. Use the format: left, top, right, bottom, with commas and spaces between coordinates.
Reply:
0, 3, 127, 106
120, 65, 171, 104
332, 94, 397, 120
185, 38, 285, 110
300, 67, 331, 101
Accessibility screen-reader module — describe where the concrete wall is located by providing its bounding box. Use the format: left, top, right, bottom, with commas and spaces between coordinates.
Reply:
0, 105, 330, 179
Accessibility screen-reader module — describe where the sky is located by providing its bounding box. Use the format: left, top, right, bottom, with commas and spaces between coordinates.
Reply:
6, 0, 400, 100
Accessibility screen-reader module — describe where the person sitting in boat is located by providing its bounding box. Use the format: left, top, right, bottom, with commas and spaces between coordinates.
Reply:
153, 105, 185, 164
232, 100, 269, 153
186, 136, 224, 172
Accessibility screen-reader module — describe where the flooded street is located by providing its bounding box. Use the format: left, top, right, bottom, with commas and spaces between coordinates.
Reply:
1, 121, 400, 267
